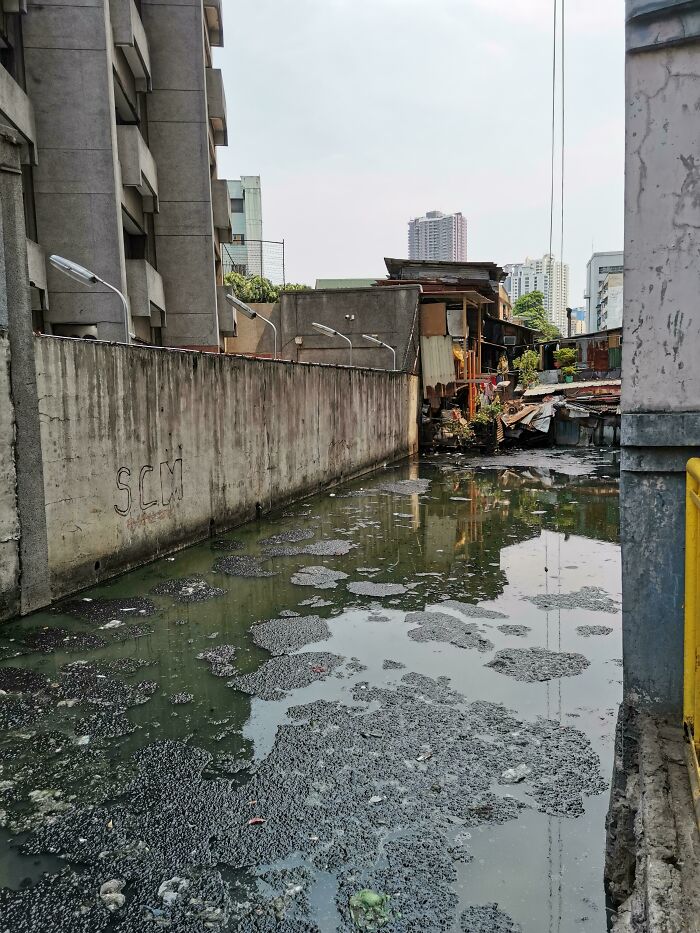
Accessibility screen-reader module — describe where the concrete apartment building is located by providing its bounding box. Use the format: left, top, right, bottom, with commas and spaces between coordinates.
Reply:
408, 211, 468, 262
504, 254, 570, 333
598, 272, 623, 331
0, 0, 234, 351
224, 175, 263, 277
584, 251, 624, 333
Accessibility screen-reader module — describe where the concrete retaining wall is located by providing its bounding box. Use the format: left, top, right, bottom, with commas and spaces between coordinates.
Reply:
31, 336, 419, 602
0, 333, 20, 618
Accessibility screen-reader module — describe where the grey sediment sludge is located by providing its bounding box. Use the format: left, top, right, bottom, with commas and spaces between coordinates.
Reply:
486, 647, 591, 682
250, 616, 331, 656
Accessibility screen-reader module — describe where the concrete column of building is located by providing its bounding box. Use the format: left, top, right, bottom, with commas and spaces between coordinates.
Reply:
140, 0, 221, 351
621, 0, 700, 714
0, 124, 51, 617
23, 0, 128, 342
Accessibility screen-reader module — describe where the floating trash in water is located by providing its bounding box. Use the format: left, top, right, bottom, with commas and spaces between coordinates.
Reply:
251, 616, 330, 656
347, 581, 407, 598
497, 624, 531, 637
486, 647, 590, 682
349, 889, 393, 929
577, 625, 614, 637
152, 576, 226, 602
291, 566, 349, 590
460, 903, 522, 932
196, 645, 238, 677
527, 586, 619, 613
439, 599, 507, 620
406, 611, 494, 653
214, 556, 277, 578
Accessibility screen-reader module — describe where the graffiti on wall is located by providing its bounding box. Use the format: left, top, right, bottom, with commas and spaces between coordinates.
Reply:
115, 457, 183, 523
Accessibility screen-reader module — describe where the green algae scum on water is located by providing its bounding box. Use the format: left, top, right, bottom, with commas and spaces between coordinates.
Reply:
0, 449, 621, 932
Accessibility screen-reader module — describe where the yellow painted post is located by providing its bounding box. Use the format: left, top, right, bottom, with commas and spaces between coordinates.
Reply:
685, 460, 700, 743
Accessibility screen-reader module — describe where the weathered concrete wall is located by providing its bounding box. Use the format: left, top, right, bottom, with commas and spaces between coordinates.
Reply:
0, 333, 20, 618
279, 287, 421, 372
33, 336, 419, 600
621, 6, 700, 715
224, 303, 280, 357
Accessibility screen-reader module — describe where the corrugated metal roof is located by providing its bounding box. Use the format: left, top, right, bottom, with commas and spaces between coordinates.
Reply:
523, 379, 621, 398
421, 336, 455, 387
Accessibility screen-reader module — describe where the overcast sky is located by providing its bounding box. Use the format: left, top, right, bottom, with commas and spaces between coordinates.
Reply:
215, 0, 625, 303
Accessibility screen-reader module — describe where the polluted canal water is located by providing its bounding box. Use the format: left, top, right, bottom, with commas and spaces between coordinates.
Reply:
0, 449, 621, 932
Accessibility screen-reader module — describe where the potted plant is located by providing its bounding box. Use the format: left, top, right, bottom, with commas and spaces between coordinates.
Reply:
553, 347, 578, 382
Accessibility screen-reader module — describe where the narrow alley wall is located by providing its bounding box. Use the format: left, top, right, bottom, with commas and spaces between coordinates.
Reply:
32, 336, 420, 601
0, 334, 20, 617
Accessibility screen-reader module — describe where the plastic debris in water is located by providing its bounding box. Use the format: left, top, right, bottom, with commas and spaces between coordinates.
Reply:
99, 879, 125, 911
349, 889, 392, 929
247, 817, 266, 826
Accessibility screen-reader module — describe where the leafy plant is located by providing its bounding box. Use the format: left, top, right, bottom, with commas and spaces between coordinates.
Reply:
561, 365, 577, 379
513, 291, 560, 341
472, 400, 502, 427
513, 349, 540, 389
553, 347, 578, 369
223, 272, 311, 303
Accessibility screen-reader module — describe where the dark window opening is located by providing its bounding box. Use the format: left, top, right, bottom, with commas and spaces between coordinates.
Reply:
123, 229, 148, 260
21, 163, 37, 242
230, 198, 245, 214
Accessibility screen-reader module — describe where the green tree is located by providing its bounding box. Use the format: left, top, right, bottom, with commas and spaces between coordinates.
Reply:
513, 349, 541, 389
223, 272, 311, 303
512, 291, 560, 341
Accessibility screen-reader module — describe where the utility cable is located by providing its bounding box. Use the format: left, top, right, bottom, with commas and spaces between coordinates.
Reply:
548, 0, 558, 287
560, 0, 566, 326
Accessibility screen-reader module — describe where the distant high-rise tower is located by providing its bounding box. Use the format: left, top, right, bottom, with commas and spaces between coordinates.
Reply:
504, 255, 570, 334
408, 211, 468, 262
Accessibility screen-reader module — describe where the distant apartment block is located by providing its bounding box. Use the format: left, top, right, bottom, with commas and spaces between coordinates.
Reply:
224, 176, 263, 276
408, 211, 468, 262
585, 251, 624, 332
504, 255, 570, 333
0, 0, 234, 351
598, 273, 624, 331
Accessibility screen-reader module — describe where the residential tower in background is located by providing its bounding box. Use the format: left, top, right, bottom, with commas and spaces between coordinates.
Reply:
408, 211, 468, 262
504, 254, 570, 333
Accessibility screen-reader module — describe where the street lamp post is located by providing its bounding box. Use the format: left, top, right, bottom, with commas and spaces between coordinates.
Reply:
48, 255, 131, 344
311, 322, 353, 366
225, 293, 278, 360
361, 333, 396, 370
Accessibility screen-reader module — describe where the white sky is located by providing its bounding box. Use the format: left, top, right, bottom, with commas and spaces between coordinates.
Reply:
215, 0, 625, 303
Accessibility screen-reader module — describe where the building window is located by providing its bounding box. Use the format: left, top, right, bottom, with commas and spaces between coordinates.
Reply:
230, 198, 245, 214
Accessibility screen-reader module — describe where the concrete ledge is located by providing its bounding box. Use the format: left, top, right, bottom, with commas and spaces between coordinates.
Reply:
607, 706, 700, 932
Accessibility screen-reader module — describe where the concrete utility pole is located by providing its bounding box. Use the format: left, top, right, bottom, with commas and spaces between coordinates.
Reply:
622, 1, 700, 714
0, 124, 50, 616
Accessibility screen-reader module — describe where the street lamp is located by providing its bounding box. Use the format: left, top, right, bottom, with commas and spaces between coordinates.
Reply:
48, 254, 131, 344
225, 293, 278, 360
311, 322, 353, 366
362, 333, 396, 370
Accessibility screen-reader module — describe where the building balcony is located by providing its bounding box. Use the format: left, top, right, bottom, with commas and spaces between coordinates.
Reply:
211, 179, 232, 244
206, 68, 228, 147
0, 65, 37, 159
117, 124, 159, 212
126, 259, 166, 326
216, 286, 237, 337
109, 0, 152, 92
203, 0, 224, 47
